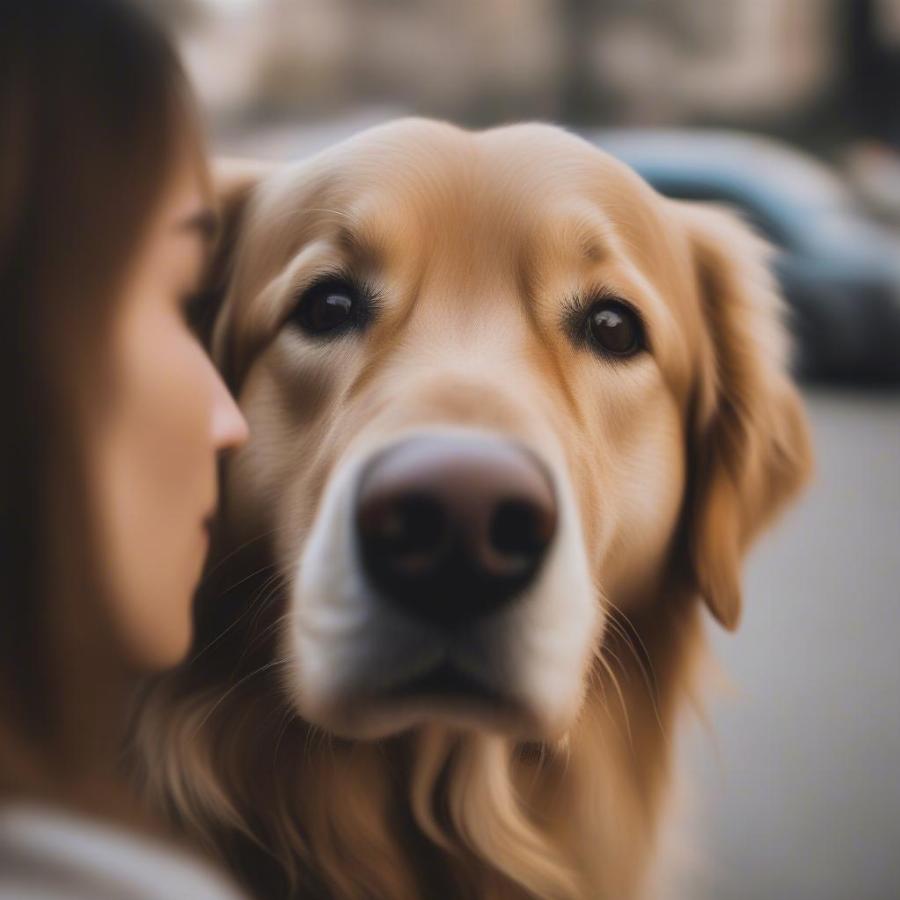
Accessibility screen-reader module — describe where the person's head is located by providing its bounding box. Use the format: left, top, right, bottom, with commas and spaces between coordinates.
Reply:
0, 0, 246, 764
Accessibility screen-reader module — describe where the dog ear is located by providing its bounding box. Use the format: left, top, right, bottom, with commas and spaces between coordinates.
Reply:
678, 204, 813, 630
192, 158, 273, 382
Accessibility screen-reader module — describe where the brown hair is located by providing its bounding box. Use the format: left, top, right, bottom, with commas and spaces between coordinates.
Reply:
0, 0, 207, 785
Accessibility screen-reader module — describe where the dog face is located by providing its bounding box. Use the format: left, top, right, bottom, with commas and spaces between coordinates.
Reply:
210, 120, 809, 743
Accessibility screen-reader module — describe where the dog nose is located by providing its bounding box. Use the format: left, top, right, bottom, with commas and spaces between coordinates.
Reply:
355, 435, 557, 626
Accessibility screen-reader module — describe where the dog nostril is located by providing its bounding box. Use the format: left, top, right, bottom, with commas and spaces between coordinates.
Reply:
487, 498, 557, 577
357, 494, 447, 574
355, 436, 559, 625
490, 499, 555, 556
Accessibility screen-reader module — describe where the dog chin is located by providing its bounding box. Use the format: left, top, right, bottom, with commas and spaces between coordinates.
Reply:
293, 675, 572, 742
302, 703, 558, 743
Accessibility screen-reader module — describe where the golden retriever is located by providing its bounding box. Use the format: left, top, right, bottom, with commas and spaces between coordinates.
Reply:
135, 119, 812, 899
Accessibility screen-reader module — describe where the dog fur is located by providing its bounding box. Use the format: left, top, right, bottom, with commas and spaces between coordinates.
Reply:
134, 120, 812, 899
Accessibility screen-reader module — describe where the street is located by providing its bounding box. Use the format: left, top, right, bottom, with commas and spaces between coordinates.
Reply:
687, 388, 900, 900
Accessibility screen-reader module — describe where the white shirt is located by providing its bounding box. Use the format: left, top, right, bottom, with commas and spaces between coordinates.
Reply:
0, 803, 248, 900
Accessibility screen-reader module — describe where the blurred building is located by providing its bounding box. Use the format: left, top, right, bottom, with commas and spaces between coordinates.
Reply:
169, 0, 900, 152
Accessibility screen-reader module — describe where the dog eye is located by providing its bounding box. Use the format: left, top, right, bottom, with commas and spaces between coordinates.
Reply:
586, 300, 644, 358
292, 278, 359, 336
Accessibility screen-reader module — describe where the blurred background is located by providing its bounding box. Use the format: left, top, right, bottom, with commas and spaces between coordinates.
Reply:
156, 1, 899, 897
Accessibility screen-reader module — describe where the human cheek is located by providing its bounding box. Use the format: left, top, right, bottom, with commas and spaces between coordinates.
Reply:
174, 330, 220, 488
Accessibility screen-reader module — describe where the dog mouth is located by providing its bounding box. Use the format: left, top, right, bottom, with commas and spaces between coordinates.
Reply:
326, 654, 532, 738
384, 660, 507, 707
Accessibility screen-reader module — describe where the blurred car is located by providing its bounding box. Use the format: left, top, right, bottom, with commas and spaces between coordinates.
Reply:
591, 129, 900, 383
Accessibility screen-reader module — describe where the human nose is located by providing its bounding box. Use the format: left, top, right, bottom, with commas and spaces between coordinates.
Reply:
209, 367, 248, 452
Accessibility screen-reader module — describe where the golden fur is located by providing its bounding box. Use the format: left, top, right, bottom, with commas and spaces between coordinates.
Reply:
134, 120, 812, 899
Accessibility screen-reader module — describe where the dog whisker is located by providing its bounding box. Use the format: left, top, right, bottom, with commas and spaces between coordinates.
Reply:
595, 647, 634, 750
192, 658, 290, 736
196, 526, 283, 585
601, 594, 669, 743
189, 565, 283, 665
271, 703, 298, 772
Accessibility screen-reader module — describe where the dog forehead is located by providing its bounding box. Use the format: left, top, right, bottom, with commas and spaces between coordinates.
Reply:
235, 122, 699, 386
254, 120, 663, 254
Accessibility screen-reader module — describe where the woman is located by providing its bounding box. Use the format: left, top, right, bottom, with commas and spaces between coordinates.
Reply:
0, 1, 250, 896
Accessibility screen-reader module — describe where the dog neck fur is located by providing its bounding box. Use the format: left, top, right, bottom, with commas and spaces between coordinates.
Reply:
133, 560, 704, 900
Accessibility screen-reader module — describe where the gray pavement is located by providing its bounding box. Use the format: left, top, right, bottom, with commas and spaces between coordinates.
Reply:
686, 388, 900, 900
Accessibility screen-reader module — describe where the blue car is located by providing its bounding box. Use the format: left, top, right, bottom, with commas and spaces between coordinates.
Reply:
591, 129, 900, 384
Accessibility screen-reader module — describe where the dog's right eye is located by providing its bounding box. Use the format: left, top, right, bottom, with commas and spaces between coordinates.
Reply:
291, 278, 361, 337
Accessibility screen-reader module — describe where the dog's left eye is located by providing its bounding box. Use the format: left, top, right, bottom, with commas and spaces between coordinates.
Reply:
585, 300, 644, 358
291, 278, 360, 336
